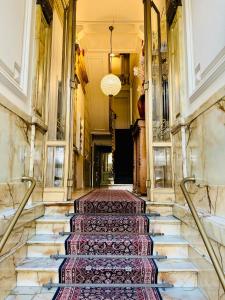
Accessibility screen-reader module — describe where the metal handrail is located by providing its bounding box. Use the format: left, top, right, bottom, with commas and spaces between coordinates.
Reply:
0, 177, 36, 254
180, 177, 225, 291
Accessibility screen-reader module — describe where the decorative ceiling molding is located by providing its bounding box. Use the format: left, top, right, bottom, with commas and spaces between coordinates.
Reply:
76, 0, 144, 54
77, 20, 144, 25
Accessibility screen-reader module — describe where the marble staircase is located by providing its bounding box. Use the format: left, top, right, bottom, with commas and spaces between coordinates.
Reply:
6, 199, 207, 300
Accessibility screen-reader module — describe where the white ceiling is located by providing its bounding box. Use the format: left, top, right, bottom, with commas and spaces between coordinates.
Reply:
77, 0, 144, 23
76, 0, 144, 53
76, 0, 144, 132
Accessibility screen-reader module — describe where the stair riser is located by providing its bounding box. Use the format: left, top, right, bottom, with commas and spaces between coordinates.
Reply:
158, 271, 197, 288
153, 245, 188, 259
150, 223, 180, 236
27, 244, 188, 259
45, 205, 74, 216
146, 205, 173, 217
45, 205, 173, 217
16, 270, 197, 288
36, 222, 180, 235
36, 223, 70, 235
6, 287, 207, 300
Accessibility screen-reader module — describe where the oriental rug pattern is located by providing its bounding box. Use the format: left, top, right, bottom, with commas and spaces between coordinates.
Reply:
53, 189, 162, 300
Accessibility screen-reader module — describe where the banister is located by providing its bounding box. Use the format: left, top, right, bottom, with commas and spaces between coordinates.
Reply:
0, 177, 36, 254
180, 177, 225, 291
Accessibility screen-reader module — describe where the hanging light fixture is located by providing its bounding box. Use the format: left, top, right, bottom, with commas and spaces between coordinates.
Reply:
101, 26, 121, 96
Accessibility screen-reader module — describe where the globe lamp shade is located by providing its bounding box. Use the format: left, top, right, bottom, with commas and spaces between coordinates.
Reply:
101, 74, 121, 96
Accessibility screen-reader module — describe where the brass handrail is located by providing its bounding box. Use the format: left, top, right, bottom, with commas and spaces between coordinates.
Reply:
180, 177, 225, 291
0, 177, 36, 254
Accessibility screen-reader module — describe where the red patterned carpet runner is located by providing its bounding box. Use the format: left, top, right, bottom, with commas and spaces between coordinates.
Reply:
65, 234, 153, 256
74, 190, 146, 214
53, 189, 162, 300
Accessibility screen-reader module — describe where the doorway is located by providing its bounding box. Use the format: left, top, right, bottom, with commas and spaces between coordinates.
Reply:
114, 129, 133, 184
93, 145, 113, 187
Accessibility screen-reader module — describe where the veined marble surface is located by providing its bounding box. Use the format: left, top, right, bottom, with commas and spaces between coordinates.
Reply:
0, 104, 45, 211
174, 103, 225, 217
0, 203, 44, 299
6, 286, 207, 300
172, 101, 225, 299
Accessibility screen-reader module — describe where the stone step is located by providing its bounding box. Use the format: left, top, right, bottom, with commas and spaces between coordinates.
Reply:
6, 286, 207, 300
35, 215, 181, 235
44, 202, 74, 216
5, 286, 207, 300
145, 201, 174, 217
27, 234, 188, 259
159, 287, 207, 300
148, 216, 181, 235
44, 201, 174, 217
36, 215, 71, 234
16, 257, 198, 288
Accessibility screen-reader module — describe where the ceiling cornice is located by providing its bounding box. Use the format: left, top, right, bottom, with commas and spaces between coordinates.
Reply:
77, 20, 144, 25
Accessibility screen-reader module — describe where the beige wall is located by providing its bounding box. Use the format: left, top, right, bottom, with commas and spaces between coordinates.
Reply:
85, 52, 109, 132
130, 53, 142, 123
74, 82, 91, 189
47, 9, 63, 140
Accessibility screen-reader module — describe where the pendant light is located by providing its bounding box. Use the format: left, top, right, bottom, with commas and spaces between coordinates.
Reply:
101, 26, 121, 96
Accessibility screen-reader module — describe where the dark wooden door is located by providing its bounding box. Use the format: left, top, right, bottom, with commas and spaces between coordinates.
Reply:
114, 129, 133, 184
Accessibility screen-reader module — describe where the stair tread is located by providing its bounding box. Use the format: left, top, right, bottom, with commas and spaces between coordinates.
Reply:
36, 215, 71, 223
36, 215, 179, 223
16, 257, 198, 272
27, 234, 188, 245
159, 287, 207, 300
6, 287, 207, 300
148, 216, 180, 224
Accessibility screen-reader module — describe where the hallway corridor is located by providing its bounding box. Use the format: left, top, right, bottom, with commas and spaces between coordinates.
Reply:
0, 0, 225, 299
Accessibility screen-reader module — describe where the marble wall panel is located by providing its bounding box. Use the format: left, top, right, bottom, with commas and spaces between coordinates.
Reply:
0, 182, 27, 211
0, 106, 30, 182
172, 130, 184, 205
0, 245, 26, 300
32, 129, 45, 202
0, 104, 45, 211
0, 204, 44, 254
0, 105, 30, 212
173, 101, 225, 298
0, 203, 44, 299
173, 103, 225, 217
0, 220, 36, 300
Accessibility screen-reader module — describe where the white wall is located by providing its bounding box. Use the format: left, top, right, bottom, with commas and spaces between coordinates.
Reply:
191, 0, 225, 75
183, 0, 225, 116
0, 0, 35, 115
0, 0, 26, 74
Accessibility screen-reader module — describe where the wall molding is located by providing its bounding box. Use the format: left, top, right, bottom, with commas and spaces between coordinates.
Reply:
0, 0, 34, 109
184, 0, 225, 105
0, 94, 31, 123
171, 86, 225, 131
173, 203, 225, 247
190, 46, 225, 102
